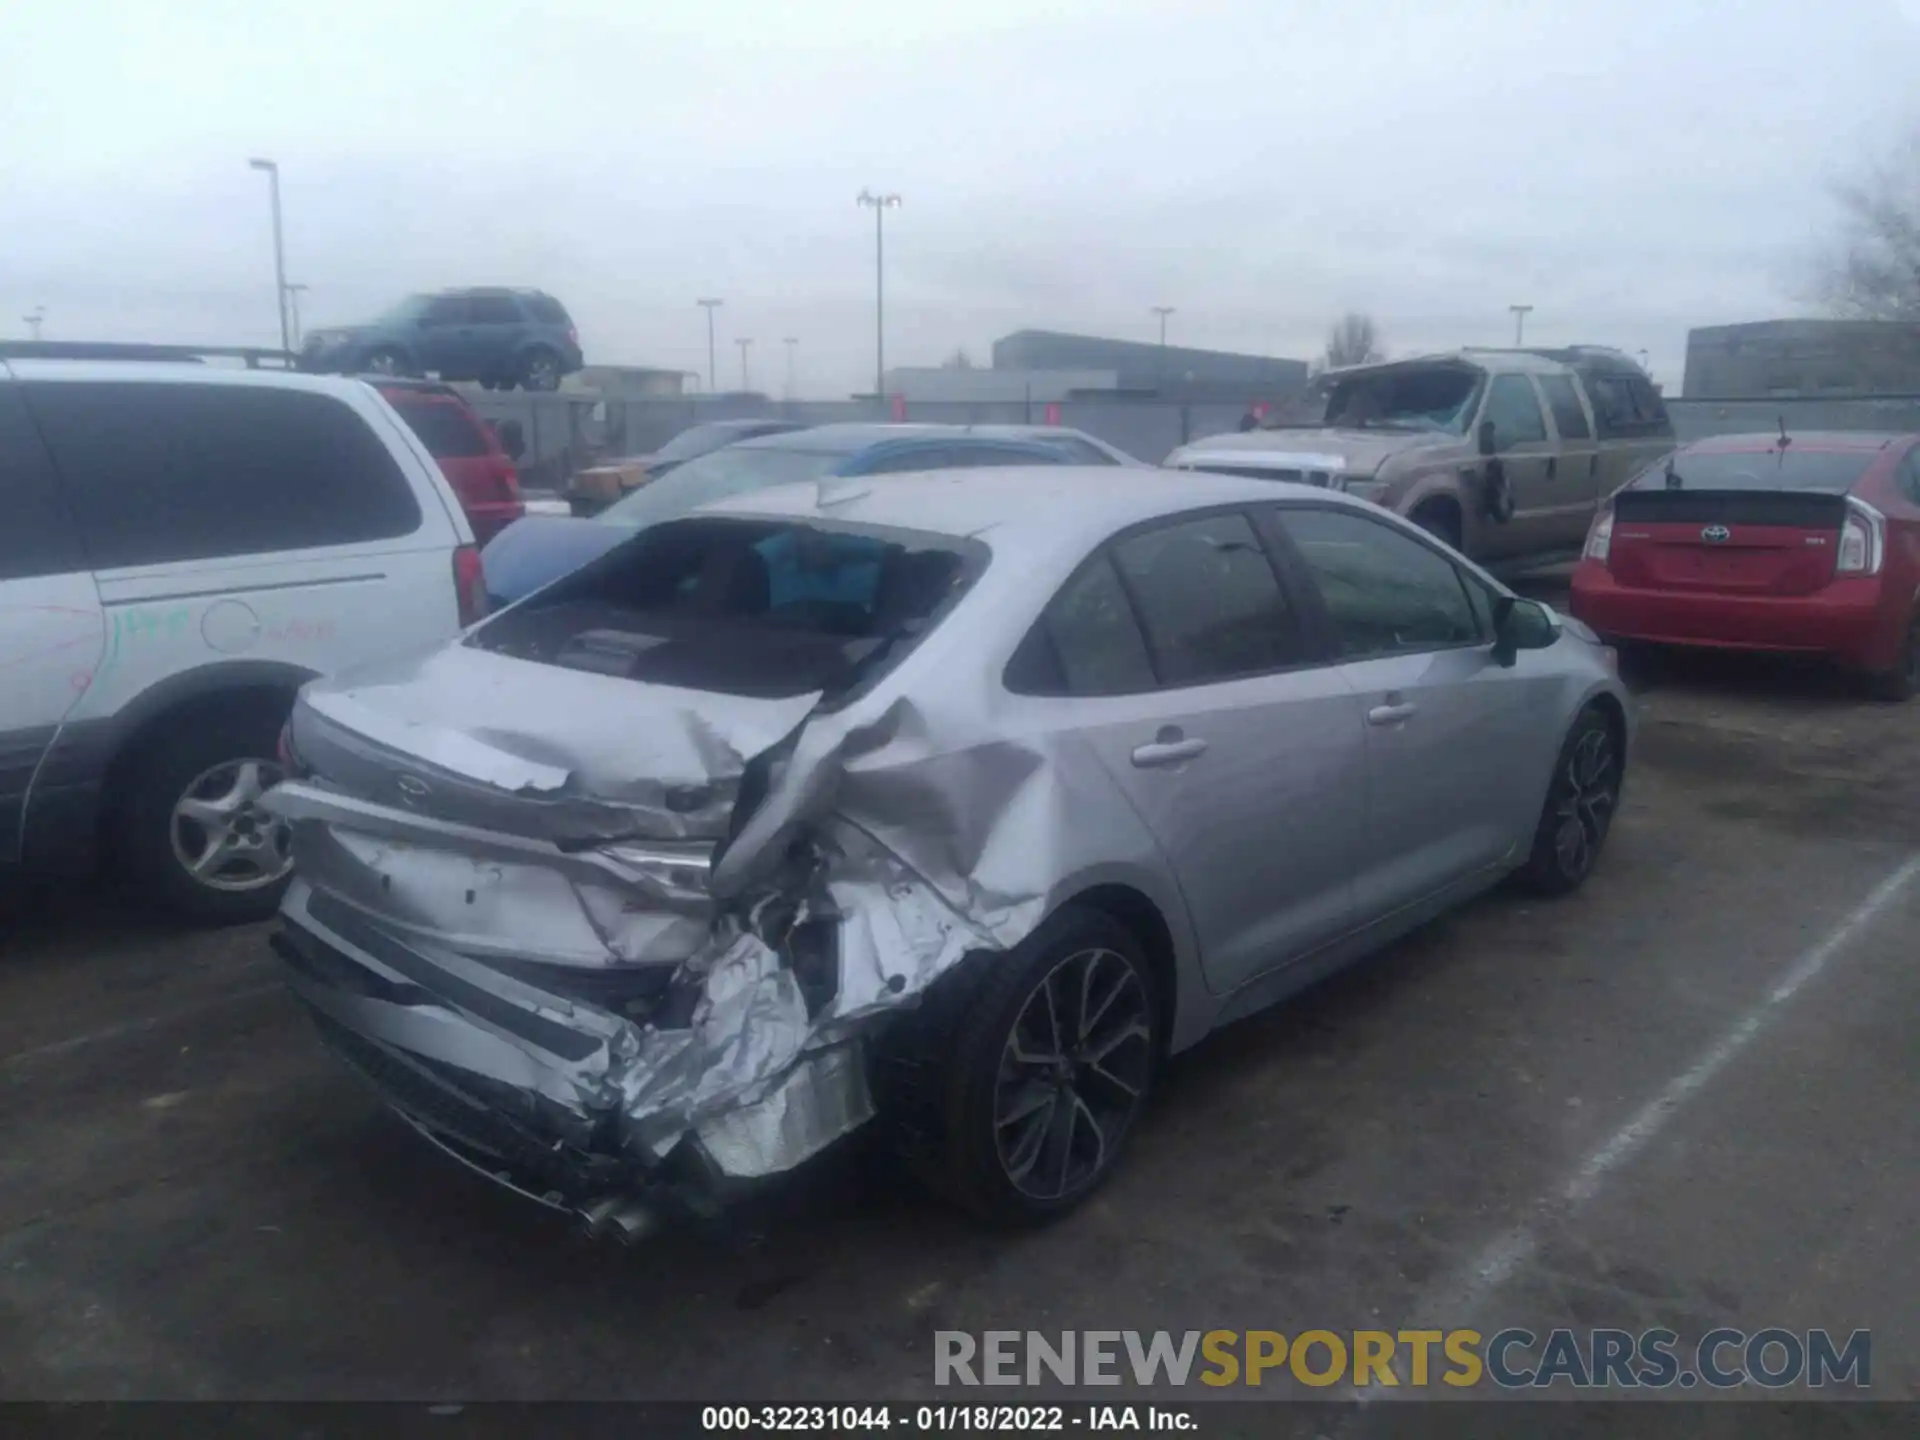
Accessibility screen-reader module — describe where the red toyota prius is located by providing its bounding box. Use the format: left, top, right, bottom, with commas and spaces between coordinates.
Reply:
1570, 431, 1920, 700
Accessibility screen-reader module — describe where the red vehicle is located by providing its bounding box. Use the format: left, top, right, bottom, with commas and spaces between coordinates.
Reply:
373, 379, 525, 545
1570, 431, 1920, 700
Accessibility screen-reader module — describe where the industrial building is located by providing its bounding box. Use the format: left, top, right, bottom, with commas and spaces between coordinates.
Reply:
1683, 319, 1920, 398
991, 329, 1309, 402
880, 330, 1308, 405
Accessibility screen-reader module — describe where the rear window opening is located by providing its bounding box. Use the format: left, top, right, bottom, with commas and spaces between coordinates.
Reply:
389, 398, 490, 459
470, 516, 985, 702
1614, 448, 1876, 528
1633, 448, 1878, 496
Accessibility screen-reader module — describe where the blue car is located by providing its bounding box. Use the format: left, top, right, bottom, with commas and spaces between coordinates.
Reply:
478, 424, 1080, 606
300, 288, 583, 391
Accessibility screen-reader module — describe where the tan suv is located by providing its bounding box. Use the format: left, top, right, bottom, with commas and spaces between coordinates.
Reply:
1166, 347, 1675, 569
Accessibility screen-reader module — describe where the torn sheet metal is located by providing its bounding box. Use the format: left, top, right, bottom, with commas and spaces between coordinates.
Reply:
693, 1042, 874, 1179
270, 631, 1163, 1193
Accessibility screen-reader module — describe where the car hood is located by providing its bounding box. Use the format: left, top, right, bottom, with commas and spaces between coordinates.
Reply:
480, 514, 633, 604
1171, 427, 1462, 476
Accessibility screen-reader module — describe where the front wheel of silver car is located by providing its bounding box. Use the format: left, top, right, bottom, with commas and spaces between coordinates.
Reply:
1516, 705, 1623, 896
884, 907, 1161, 1226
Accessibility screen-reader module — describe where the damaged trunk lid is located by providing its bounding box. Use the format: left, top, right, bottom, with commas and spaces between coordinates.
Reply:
264, 511, 994, 1197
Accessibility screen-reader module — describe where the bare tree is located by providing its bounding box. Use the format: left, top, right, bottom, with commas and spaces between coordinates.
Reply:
1816, 133, 1920, 320
941, 347, 976, 369
1324, 312, 1385, 369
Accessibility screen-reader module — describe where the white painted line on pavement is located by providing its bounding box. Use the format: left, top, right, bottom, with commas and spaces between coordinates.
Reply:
0, 979, 285, 1071
1349, 849, 1920, 1404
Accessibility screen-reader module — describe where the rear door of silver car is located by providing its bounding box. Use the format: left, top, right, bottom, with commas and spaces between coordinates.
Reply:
1265, 504, 1553, 922
1005, 507, 1370, 995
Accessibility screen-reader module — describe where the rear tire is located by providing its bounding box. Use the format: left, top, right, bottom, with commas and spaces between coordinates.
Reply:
520, 347, 563, 392
364, 347, 410, 377
1863, 612, 1920, 702
875, 907, 1160, 1226
114, 705, 296, 925
1516, 705, 1623, 896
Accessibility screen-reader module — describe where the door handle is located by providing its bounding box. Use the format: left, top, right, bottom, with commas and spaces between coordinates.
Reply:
1131, 736, 1208, 768
1367, 702, 1417, 726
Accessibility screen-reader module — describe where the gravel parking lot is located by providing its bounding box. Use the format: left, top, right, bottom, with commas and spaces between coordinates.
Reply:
4, 587, 1917, 1417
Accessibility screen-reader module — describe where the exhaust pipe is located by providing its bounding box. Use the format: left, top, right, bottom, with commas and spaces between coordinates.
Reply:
581, 1196, 659, 1247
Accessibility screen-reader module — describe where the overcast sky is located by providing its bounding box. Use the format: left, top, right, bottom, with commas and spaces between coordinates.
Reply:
6, 0, 1920, 396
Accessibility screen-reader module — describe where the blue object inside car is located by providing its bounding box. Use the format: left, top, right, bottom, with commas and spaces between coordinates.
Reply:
480, 426, 1075, 606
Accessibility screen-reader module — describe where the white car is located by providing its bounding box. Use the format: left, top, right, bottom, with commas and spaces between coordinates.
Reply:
0, 350, 486, 922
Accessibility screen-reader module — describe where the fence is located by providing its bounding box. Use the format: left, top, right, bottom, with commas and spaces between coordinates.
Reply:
461, 389, 1920, 493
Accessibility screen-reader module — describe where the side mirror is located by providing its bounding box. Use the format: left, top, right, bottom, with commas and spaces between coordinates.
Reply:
495, 419, 526, 460
1491, 595, 1559, 667
1476, 418, 1497, 457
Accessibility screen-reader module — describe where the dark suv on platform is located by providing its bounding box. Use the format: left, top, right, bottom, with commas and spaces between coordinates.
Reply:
301, 288, 583, 391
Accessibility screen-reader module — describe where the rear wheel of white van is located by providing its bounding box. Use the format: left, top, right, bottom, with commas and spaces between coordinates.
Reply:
880, 907, 1161, 1226
116, 706, 295, 925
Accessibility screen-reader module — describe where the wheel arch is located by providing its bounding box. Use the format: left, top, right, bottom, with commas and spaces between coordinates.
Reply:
20, 659, 317, 871
1047, 870, 1208, 1054
91, 661, 316, 853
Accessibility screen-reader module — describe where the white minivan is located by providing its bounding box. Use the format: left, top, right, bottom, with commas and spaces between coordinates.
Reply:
0, 351, 486, 922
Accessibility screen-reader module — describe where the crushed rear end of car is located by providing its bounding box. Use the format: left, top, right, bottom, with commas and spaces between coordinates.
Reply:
262, 510, 1066, 1233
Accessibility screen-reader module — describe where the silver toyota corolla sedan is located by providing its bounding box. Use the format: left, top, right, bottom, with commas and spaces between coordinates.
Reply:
265, 466, 1630, 1234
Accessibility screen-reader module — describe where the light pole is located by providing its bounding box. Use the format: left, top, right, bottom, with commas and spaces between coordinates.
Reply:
783, 337, 799, 401
857, 190, 902, 398
1151, 305, 1175, 390
248, 158, 291, 354
736, 337, 753, 392
1638, 348, 1650, 373
23, 307, 45, 340
1508, 304, 1533, 346
696, 298, 723, 393
285, 283, 309, 349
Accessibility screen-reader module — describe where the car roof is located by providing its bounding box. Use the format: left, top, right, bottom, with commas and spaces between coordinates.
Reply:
736, 422, 973, 453
688, 418, 806, 436
1681, 430, 1907, 454
367, 376, 467, 402
419, 286, 558, 299
704, 463, 1341, 552
0, 358, 397, 401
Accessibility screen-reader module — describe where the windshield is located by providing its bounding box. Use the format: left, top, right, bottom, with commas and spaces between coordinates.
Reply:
653, 424, 761, 465
598, 444, 853, 528
1266, 365, 1482, 433
374, 294, 431, 325
389, 398, 488, 459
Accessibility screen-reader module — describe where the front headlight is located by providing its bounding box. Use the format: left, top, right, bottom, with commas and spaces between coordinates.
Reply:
1341, 476, 1389, 503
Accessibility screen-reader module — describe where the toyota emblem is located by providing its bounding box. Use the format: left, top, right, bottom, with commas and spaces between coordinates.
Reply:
1700, 524, 1731, 544
396, 775, 431, 807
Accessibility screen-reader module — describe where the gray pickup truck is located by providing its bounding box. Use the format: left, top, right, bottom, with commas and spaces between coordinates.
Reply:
1166, 346, 1675, 569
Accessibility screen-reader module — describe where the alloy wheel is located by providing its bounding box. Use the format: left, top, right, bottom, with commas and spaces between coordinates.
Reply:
526, 352, 560, 390
169, 759, 293, 892
993, 947, 1152, 1201
1551, 726, 1617, 880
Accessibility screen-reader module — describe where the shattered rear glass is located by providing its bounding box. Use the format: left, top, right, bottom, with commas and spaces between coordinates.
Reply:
471, 515, 983, 702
